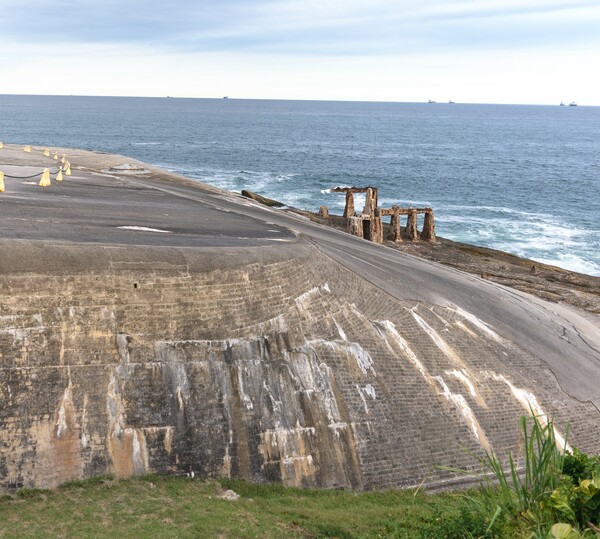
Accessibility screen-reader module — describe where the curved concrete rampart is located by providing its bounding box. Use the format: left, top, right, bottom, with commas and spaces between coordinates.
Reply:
1, 238, 598, 491
1, 145, 599, 492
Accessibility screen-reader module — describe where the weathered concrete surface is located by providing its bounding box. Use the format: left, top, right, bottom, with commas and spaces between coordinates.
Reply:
1, 144, 600, 493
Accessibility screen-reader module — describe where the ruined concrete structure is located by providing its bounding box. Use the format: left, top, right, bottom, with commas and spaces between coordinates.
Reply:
331, 187, 384, 243
331, 186, 435, 244
378, 207, 436, 242
331, 186, 379, 219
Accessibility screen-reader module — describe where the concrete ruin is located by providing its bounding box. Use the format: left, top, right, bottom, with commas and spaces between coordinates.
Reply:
378, 207, 436, 242
331, 186, 435, 244
332, 186, 379, 219
331, 187, 384, 243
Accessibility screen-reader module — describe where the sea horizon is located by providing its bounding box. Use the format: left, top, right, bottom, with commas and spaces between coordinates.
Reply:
1, 93, 597, 108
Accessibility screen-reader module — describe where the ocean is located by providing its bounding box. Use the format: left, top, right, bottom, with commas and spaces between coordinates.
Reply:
1, 95, 599, 276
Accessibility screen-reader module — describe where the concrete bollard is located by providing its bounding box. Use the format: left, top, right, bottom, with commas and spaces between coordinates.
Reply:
405, 210, 418, 241
346, 216, 364, 238
0, 171, 4, 192
43, 148, 50, 157
39, 169, 51, 187
24, 145, 31, 153
53, 153, 59, 160
56, 169, 63, 182
319, 205, 330, 218
0, 141, 4, 149
64, 162, 72, 176
421, 211, 436, 242
61, 155, 66, 164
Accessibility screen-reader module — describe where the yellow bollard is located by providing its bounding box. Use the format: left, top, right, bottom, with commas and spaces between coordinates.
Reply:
64, 162, 72, 176
39, 169, 51, 187
24, 145, 31, 153
0, 171, 4, 192
43, 148, 50, 157
53, 153, 59, 160
0, 142, 4, 149
61, 155, 66, 164
56, 169, 63, 182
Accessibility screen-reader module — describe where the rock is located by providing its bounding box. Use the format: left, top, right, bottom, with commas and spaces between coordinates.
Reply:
221, 489, 240, 501
104, 163, 151, 175
241, 190, 285, 207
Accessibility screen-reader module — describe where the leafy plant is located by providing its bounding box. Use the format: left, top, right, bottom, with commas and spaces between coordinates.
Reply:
549, 468, 600, 529
442, 411, 600, 537
467, 412, 569, 530
563, 449, 600, 484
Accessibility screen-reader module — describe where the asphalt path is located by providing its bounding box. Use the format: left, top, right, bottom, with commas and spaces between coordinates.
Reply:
0, 165, 295, 247
2, 159, 599, 408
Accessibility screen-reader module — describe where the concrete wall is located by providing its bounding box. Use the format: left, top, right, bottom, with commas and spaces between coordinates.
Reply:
1, 240, 598, 491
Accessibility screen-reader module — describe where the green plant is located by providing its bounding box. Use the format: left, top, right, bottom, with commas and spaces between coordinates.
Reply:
549, 468, 600, 529
471, 413, 569, 529
438, 411, 576, 537
563, 449, 600, 484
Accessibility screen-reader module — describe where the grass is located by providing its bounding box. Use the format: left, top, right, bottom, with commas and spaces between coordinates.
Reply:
0, 475, 484, 539
3, 414, 596, 538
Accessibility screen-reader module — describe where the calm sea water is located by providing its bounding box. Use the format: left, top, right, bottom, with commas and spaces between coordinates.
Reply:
1, 95, 599, 275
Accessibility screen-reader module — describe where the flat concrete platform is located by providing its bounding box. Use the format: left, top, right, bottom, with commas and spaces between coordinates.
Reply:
0, 146, 295, 248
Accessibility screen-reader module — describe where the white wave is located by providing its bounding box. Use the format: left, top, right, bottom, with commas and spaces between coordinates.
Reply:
530, 254, 600, 276
442, 204, 554, 219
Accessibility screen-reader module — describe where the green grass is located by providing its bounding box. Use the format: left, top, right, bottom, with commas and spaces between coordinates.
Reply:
0, 475, 486, 539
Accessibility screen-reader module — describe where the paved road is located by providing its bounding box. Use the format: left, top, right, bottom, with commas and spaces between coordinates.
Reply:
2, 156, 600, 408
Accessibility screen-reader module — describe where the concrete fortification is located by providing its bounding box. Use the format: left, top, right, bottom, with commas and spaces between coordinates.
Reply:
1, 145, 599, 492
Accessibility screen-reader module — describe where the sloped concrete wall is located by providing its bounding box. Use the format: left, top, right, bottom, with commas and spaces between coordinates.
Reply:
0, 240, 598, 491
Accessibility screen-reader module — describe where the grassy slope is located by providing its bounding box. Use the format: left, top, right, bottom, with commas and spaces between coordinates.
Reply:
0, 476, 482, 539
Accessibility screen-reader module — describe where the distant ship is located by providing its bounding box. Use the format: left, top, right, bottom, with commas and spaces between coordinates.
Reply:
569, 101, 577, 107
559, 102, 565, 106
428, 99, 436, 103
449, 100, 455, 104
223, 96, 229, 100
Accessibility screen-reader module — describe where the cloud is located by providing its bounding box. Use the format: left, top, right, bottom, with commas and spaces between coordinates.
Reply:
0, 1, 598, 103
2, 0, 599, 55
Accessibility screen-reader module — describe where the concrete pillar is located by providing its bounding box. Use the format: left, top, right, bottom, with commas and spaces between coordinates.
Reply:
405, 211, 418, 241
346, 216, 363, 238
388, 213, 402, 242
363, 187, 378, 216
421, 211, 436, 242
343, 192, 355, 218
370, 216, 383, 244
319, 205, 330, 218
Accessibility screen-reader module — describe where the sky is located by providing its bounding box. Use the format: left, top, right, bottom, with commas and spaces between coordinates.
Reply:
1, 0, 599, 104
